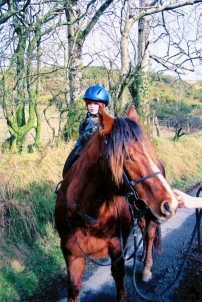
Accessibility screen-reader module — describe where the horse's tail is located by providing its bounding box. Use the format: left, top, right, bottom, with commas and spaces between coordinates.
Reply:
154, 224, 162, 254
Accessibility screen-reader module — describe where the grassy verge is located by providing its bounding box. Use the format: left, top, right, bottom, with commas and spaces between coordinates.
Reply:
155, 131, 202, 189
0, 133, 202, 301
0, 144, 71, 302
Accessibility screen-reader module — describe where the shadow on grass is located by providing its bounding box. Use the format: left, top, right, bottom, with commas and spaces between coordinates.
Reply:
0, 181, 67, 302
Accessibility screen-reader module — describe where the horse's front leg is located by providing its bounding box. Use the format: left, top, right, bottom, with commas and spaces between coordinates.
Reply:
143, 221, 157, 282
63, 252, 85, 302
108, 238, 127, 301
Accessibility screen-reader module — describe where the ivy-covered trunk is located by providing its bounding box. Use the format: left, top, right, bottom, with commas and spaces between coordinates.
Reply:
28, 33, 43, 149
2, 88, 36, 153
128, 0, 151, 133
65, 2, 84, 104
130, 69, 150, 125
1, 13, 41, 152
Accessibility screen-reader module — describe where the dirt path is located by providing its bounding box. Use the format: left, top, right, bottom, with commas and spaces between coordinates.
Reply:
57, 185, 202, 302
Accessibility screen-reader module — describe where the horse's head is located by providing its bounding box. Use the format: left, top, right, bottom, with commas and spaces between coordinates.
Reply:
98, 105, 178, 223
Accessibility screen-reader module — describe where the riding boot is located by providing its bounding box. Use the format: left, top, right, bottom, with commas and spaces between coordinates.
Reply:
62, 145, 81, 178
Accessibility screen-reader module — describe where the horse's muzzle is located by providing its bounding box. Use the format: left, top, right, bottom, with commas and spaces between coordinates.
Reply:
160, 200, 176, 220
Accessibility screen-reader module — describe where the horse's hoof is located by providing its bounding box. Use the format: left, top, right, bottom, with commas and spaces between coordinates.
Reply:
117, 297, 126, 302
142, 271, 152, 282
117, 289, 127, 301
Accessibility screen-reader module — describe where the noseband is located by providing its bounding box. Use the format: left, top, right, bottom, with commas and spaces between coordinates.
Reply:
123, 171, 162, 216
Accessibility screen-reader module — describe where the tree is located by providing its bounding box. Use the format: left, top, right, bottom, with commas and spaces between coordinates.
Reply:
0, 0, 68, 151
63, 0, 116, 103
1, 0, 202, 150
119, 0, 202, 125
0, 1, 118, 150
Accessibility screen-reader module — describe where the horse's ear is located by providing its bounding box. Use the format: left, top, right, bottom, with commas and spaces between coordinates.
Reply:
127, 105, 139, 122
98, 106, 114, 136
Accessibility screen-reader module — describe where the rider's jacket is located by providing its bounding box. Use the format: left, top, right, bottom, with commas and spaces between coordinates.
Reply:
74, 112, 99, 148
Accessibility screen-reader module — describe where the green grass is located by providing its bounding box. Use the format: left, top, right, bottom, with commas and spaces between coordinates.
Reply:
0, 161, 66, 302
0, 221, 64, 302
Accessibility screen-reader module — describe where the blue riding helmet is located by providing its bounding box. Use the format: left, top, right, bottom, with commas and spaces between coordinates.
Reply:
83, 84, 110, 106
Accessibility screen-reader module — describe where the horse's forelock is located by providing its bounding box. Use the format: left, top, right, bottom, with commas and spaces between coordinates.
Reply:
107, 117, 142, 185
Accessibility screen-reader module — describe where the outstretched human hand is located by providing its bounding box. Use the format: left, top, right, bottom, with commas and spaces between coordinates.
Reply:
173, 189, 202, 209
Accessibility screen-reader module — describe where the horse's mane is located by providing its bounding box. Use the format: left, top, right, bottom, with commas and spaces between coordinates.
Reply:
70, 115, 156, 191
106, 116, 143, 185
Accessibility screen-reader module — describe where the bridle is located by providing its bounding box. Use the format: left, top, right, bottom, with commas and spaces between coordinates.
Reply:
118, 170, 162, 262
123, 170, 162, 187
123, 170, 162, 213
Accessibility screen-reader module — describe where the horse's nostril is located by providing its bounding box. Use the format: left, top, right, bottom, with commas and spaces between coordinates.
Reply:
164, 201, 171, 213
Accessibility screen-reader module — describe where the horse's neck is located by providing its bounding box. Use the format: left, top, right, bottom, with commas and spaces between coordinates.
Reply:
67, 157, 103, 207
68, 134, 113, 212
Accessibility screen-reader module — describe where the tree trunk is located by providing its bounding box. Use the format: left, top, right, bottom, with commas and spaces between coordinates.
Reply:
64, 0, 114, 103
34, 36, 43, 148
1, 15, 43, 152
129, 0, 151, 132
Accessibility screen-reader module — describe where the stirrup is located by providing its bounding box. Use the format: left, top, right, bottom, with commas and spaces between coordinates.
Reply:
55, 180, 62, 194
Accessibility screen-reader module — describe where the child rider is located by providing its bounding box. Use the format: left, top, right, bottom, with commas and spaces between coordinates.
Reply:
62, 84, 110, 178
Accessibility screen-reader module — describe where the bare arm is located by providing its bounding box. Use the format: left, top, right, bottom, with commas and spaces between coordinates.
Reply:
173, 188, 202, 209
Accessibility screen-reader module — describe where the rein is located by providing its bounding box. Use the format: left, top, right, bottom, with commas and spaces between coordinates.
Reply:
132, 186, 202, 301
196, 186, 202, 251
132, 208, 202, 301
65, 202, 129, 267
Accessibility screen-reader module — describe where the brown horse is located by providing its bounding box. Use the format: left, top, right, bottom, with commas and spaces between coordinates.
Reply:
55, 105, 178, 302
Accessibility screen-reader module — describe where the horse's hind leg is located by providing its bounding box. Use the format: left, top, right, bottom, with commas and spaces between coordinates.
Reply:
109, 239, 127, 301
65, 255, 85, 302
